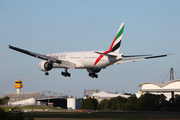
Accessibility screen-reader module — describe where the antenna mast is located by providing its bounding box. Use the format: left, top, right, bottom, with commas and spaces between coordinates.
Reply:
170, 67, 174, 81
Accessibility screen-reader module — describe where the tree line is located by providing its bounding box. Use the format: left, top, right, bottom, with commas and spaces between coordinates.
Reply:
81, 93, 180, 111
0, 106, 34, 120
0, 96, 10, 105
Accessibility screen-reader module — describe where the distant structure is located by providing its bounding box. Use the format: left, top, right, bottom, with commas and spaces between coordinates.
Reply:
2, 91, 81, 108
137, 67, 180, 100
91, 91, 130, 103
14, 78, 23, 94
170, 67, 174, 81
137, 80, 180, 100
67, 98, 82, 109
83, 89, 100, 99
84, 89, 130, 102
1, 78, 81, 108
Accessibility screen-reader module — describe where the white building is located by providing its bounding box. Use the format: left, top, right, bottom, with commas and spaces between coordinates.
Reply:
84, 89, 130, 103
92, 91, 130, 102
136, 79, 180, 100
67, 98, 82, 109
8, 98, 37, 106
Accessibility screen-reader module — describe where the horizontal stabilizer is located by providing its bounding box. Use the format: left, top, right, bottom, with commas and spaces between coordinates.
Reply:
145, 54, 168, 59
115, 54, 172, 64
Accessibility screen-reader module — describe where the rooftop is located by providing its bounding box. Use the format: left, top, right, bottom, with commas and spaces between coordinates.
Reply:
138, 79, 180, 88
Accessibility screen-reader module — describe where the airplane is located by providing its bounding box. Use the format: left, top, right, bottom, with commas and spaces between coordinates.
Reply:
9, 22, 170, 78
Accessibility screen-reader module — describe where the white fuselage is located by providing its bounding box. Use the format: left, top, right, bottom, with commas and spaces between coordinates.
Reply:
44, 51, 123, 69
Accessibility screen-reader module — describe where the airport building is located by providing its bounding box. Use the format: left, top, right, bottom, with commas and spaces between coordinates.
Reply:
1, 78, 82, 109
2, 68, 179, 109
136, 68, 180, 100
2, 91, 82, 109
84, 89, 130, 102
67, 98, 82, 109
136, 79, 180, 100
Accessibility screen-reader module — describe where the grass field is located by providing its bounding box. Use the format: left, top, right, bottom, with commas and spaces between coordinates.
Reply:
2, 106, 180, 120
24, 111, 180, 120
0, 105, 63, 112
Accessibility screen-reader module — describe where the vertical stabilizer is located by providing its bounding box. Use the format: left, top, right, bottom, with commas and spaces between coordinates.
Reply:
109, 22, 125, 53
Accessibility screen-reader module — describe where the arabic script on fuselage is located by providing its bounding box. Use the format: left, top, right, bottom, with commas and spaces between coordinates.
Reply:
49, 54, 67, 59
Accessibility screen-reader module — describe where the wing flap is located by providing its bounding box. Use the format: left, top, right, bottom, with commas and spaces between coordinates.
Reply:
60, 61, 76, 69
115, 58, 145, 64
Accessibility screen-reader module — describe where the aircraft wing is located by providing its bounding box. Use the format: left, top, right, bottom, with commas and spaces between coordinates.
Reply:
9, 45, 75, 69
115, 54, 170, 64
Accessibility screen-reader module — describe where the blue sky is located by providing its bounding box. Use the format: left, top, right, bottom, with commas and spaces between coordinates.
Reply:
0, 0, 180, 97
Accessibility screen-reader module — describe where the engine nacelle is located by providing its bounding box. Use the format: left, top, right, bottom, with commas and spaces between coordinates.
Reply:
87, 68, 101, 74
38, 60, 53, 71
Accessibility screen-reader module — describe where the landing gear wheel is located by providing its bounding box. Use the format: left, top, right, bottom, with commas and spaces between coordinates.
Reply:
89, 73, 98, 78
61, 71, 71, 77
61, 72, 64, 76
89, 73, 92, 77
45, 72, 49, 76
94, 74, 98, 78
67, 73, 71, 77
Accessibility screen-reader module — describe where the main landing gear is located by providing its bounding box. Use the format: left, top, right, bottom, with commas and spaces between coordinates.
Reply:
61, 69, 71, 77
87, 68, 100, 78
45, 72, 49, 76
89, 73, 98, 78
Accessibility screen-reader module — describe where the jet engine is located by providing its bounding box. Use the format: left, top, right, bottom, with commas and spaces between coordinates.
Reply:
38, 60, 53, 71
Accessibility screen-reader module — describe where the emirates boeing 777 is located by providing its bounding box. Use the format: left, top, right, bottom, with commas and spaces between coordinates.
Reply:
9, 23, 170, 78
